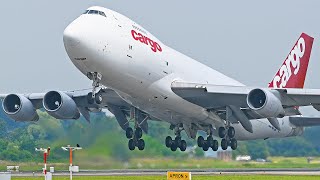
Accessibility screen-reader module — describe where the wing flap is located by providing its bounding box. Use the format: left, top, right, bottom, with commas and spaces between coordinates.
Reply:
278, 88, 320, 107
171, 82, 249, 109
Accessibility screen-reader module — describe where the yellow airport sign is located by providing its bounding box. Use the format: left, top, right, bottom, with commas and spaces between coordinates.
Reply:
167, 171, 191, 180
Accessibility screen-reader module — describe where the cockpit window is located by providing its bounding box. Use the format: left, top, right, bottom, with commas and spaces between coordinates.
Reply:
89, 10, 99, 14
83, 9, 106, 17
99, 11, 106, 17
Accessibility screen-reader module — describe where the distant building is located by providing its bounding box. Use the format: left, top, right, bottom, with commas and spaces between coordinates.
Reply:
235, 155, 251, 161
204, 147, 232, 161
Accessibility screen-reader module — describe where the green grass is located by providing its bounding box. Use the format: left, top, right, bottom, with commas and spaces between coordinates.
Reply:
2, 156, 320, 171
11, 175, 320, 180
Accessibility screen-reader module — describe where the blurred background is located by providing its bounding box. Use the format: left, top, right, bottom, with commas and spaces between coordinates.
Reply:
1, 0, 320, 170
0, 110, 319, 170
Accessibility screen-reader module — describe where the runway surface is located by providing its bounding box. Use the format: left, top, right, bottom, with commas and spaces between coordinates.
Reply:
8, 168, 320, 176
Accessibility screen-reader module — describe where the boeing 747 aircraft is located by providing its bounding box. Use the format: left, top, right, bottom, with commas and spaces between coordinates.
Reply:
2, 6, 320, 152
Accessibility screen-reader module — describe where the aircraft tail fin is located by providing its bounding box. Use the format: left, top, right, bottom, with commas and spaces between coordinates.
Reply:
268, 33, 314, 88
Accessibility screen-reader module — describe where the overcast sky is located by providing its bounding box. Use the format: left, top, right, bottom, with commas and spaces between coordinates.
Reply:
1, 1, 320, 115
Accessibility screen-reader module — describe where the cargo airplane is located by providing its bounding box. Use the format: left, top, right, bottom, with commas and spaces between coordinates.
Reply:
2, 6, 320, 152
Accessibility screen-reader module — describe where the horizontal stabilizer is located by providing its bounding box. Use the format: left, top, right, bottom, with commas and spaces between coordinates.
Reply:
289, 116, 320, 127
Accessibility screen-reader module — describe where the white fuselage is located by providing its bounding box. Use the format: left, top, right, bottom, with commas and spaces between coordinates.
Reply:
63, 6, 303, 140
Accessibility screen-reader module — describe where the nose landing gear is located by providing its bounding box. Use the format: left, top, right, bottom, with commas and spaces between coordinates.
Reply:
86, 72, 103, 104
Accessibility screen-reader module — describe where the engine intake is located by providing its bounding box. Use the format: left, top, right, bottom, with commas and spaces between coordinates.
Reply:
247, 88, 284, 118
2, 94, 39, 121
43, 91, 80, 119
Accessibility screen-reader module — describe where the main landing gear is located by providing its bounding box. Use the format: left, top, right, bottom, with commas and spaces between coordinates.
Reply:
197, 127, 219, 151
197, 135, 219, 151
125, 108, 147, 151
126, 127, 145, 151
218, 126, 237, 150
86, 72, 103, 104
165, 124, 187, 152
197, 125, 237, 151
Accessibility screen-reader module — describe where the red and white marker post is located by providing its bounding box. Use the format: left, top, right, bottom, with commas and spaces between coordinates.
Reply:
61, 145, 82, 180
35, 147, 51, 180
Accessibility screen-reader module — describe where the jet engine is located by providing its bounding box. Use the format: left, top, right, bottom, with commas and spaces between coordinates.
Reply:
2, 94, 39, 121
247, 88, 285, 118
43, 91, 80, 119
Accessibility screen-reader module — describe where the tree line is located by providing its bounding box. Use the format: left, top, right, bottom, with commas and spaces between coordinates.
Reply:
0, 109, 319, 162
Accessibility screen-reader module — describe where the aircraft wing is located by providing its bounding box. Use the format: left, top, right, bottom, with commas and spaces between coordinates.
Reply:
171, 82, 250, 109
1, 88, 129, 109
172, 82, 320, 109
0, 87, 134, 130
171, 82, 320, 120
289, 116, 320, 127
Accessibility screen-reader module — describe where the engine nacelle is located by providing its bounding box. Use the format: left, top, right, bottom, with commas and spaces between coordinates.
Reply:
43, 91, 80, 119
247, 88, 285, 118
2, 94, 39, 122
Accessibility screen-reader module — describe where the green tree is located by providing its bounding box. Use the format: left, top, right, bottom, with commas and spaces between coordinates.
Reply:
0, 139, 8, 151
0, 120, 7, 137
245, 140, 270, 159
233, 142, 249, 158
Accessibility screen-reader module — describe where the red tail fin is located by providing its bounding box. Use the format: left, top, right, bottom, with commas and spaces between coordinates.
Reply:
269, 33, 314, 88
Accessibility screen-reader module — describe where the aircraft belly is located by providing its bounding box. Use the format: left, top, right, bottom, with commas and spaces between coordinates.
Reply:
115, 87, 207, 125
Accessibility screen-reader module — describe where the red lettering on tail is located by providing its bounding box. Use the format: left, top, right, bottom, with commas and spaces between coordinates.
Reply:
269, 33, 314, 88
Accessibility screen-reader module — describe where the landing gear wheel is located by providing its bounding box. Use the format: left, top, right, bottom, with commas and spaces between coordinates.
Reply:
212, 140, 219, 151
197, 136, 205, 147
126, 127, 134, 139
207, 136, 214, 148
95, 93, 103, 104
170, 142, 177, 151
128, 139, 135, 151
218, 127, 227, 138
230, 139, 237, 150
87, 92, 95, 104
228, 127, 235, 138
165, 136, 173, 148
221, 139, 228, 150
137, 139, 145, 150
135, 127, 143, 139
179, 140, 187, 151
202, 141, 209, 151
175, 137, 182, 148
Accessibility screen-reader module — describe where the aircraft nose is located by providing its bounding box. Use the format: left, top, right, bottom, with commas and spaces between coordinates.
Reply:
63, 23, 81, 48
